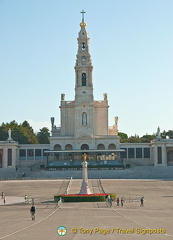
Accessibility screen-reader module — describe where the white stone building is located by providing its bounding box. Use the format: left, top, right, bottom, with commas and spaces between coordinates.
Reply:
49, 17, 119, 152
0, 14, 173, 169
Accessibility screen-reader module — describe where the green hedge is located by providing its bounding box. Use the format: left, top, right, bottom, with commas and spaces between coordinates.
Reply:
109, 194, 116, 201
54, 193, 116, 202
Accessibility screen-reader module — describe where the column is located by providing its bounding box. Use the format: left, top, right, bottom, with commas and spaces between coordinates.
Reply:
161, 144, 167, 166
153, 145, 158, 166
3, 147, 8, 168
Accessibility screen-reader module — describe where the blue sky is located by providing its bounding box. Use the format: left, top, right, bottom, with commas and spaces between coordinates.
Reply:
0, 0, 172, 137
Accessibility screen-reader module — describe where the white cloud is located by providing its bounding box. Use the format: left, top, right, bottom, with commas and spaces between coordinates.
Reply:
27, 119, 51, 133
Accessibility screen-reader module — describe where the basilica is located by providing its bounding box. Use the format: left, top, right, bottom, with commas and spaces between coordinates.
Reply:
49, 14, 119, 152
0, 13, 173, 169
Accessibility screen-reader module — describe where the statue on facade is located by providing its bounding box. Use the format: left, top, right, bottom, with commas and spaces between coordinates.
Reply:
103, 93, 107, 101
50, 117, 61, 136
61, 94, 65, 101
7, 128, 12, 141
112, 116, 118, 136
113, 117, 118, 129
157, 127, 160, 136
82, 112, 87, 125
156, 126, 161, 139
51, 117, 55, 128
114, 116, 118, 126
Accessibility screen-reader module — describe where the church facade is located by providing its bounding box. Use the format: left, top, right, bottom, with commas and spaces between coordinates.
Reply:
49, 17, 119, 152
0, 14, 173, 169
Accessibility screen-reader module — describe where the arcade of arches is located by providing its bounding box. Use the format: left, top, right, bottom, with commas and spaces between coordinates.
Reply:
53, 143, 116, 151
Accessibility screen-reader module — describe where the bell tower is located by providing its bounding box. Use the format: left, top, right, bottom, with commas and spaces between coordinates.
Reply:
74, 11, 95, 140
50, 10, 119, 151
74, 10, 94, 101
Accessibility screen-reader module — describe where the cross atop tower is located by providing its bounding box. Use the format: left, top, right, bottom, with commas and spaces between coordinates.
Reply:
80, 10, 86, 22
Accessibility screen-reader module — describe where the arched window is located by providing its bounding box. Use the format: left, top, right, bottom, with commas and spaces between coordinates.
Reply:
108, 144, 116, 150
82, 73, 86, 86
82, 42, 85, 50
65, 144, 73, 150
81, 144, 89, 150
54, 144, 61, 150
97, 144, 105, 150
82, 112, 87, 125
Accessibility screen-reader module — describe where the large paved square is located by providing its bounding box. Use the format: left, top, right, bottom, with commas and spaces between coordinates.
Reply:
0, 179, 173, 240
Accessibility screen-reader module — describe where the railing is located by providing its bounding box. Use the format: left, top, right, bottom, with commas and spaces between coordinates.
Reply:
25, 197, 34, 204
65, 177, 73, 194
98, 178, 106, 194
57, 180, 70, 195
25, 196, 63, 207
121, 196, 143, 202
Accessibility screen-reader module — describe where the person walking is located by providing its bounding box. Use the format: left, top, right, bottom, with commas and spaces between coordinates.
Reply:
116, 197, 120, 206
2, 192, 4, 199
4, 197, 6, 204
121, 198, 124, 207
105, 195, 108, 202
140, 196, 144, 207
107, 195, 111, 207
25, 195, 28, 203
30, 204, 36, 220
109, 196, 113, 207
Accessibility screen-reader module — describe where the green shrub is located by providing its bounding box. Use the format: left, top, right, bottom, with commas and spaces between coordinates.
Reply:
54, 193, 116, 202
109, 194, 116, 201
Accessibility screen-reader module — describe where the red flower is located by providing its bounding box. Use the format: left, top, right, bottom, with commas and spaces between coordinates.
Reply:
60, 194, 106, 197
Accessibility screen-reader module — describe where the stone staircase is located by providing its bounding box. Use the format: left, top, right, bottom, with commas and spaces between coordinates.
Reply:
0, 166, 173, 180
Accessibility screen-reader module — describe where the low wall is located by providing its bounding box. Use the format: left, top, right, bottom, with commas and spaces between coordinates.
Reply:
123, 158, 153, 166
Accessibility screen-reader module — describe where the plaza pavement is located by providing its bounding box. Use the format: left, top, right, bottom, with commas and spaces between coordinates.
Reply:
0, 179, 173, 240
0, 196, 25, 206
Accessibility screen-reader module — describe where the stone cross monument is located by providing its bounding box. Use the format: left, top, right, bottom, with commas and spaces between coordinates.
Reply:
78, 153, 92, 194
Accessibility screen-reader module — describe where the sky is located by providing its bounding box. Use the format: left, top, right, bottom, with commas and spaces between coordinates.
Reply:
0, 0, 172, 137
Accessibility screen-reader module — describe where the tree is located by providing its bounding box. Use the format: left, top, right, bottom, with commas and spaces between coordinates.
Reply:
128, 136, 141, 143
21, 120, 34, 132
118, 132, 128, 142
166, 130, 173, 139
118, 132, 128, 139
20, 121, 38, 144
0, 126, 7, 141
141, 134, 156, 143
1, 120, 22, 142
0, 121, 38, 144
37, 127, 50, 144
